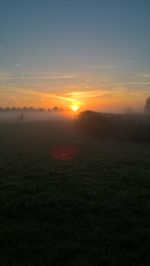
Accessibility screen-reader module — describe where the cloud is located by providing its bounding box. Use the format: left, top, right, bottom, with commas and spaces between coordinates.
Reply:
86, 64, 112, 70
1, 87, 80, 104
0, 75, 75, 81
0, 72, 10, 77
10, 96, 20, 106
15, 64, 22, 68
121, 81, 150, 85
136, 74, 150, 78
64, 90, 113, 102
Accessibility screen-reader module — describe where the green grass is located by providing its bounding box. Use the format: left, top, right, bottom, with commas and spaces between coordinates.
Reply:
0, 121, 150, 265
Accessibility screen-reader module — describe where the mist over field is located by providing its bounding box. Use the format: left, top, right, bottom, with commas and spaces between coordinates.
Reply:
0, 111, 67, 123
1, 113, 150, 265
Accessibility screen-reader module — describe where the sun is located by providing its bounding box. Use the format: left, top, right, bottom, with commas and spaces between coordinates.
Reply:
71, 104, 79, 112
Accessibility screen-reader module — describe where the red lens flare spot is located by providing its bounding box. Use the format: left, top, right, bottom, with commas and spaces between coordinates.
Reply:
51, 146, 77, 161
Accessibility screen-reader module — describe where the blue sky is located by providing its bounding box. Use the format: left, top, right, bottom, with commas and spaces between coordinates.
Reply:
0, 0, 150, 111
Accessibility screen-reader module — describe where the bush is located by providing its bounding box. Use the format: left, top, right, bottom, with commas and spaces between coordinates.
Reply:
76, 111, 150, 142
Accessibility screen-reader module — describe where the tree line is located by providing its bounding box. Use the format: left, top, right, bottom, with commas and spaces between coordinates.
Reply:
0, 106, 63, 112
76, 97, 150, 142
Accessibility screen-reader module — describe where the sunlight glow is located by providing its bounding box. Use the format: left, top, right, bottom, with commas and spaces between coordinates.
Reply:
71, 104, 79, 112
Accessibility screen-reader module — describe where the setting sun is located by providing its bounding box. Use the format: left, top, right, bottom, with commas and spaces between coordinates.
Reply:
71, 104, 79, 112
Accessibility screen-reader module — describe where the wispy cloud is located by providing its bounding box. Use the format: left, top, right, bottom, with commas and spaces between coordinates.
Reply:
1, 87, 80, 104
86, 64, 112, 70
67, 90, 109, 99
0, 75, 76, 81
135, 73, 150, 78
120, 81, 150, 85
0, 72, 10, 77
10, 96, 20, 106
15, 64, 22, 68
62, 90, 114, 103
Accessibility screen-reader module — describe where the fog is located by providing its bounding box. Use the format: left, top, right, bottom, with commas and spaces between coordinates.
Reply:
0, 111, 67, 123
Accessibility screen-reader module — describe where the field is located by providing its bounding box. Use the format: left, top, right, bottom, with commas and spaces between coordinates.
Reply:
1, 121, 150, 265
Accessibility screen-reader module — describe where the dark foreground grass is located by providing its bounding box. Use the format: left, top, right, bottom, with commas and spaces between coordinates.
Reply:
0, 121, 150, 265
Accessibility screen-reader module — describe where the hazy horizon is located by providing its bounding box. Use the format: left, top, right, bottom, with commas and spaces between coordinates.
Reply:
0, 1, 150, 112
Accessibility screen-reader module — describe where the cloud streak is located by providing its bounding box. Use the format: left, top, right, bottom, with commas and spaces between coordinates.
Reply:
135, 74, 150, 78
86, 64, 113, 70
4, 87, 81, 104
0, 75, 75, 81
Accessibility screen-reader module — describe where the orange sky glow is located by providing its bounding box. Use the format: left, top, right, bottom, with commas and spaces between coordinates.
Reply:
0, 86, 148, 113
0, 73, 149, 113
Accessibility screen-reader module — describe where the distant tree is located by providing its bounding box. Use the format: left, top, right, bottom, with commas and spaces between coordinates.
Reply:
37, 108, 45, 112
5, 107, 11, 111
28, 107, 34, 112
53, 106, 59, 112
144, 97, 150, 114
124, 106, 134, 114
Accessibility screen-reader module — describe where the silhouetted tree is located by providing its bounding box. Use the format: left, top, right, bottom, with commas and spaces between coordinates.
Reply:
76, 110, 150, 142
144, 97, 150, 114
53, 106, 59, 112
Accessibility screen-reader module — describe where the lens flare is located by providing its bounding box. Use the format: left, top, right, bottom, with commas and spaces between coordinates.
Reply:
51, 146, 77, 161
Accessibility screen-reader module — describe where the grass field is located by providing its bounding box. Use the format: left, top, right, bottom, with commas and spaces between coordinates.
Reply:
1, 121, 150, 265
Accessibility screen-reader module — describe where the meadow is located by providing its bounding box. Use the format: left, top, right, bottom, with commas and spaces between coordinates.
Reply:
0, 120, 150, 265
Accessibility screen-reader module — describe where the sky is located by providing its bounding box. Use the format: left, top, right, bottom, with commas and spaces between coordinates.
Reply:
0, 0, 150, 112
